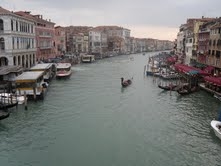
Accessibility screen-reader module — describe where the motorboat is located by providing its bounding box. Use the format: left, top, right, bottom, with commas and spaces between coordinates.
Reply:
211, 120, 221, 140
56, 63, 72, 78
81, 55, 95, 63
214, 94, 221, 101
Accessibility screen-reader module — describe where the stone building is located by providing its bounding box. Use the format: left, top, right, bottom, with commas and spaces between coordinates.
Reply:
15, 11, 55, 62
0, 7, 36, 68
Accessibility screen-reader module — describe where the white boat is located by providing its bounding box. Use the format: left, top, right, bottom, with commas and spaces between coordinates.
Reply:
81, 55, 95, 63
214, 94, 221, 101
0, 93, 25, 105
56, 63, 72, 78
211, 120, 221, 140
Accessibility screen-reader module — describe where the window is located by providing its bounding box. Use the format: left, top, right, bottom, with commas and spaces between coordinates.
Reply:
0, 19, 3, 31
17, 38, 19, 49
0, 38, 5, 50
12, 37, 14, 49
213, 40, 216, 46
16, 21, 18, 31
11, 20, 13, 31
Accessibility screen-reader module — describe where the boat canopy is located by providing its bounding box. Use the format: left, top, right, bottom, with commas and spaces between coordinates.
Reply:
204, 76, 221, 86
15, 71, 44, 83
30, 63, 54, 71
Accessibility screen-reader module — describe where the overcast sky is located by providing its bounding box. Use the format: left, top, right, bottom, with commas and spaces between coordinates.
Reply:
2, 0, 221, 40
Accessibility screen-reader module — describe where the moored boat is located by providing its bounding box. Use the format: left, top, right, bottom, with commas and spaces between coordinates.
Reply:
214, 94, 221, 101
56, 63, 72, 78
0, 111, 10, 120
158, 84, 177, 91
0, 101, 18, 109
0, 93, 25, 105
81, 55, 95, 63
211, 120, 221, 140
29, 63, 56, 82
15, 71, 48, 100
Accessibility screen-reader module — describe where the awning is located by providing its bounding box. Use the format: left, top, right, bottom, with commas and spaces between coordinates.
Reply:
174, 64, 210, 76
167, 57, 177, 63
204, 76, 221, 86
203, 66, 214, 73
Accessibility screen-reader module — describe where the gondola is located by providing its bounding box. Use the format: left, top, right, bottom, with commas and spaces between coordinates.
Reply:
0, 101, 18, 110
121, 77, 132, 88
158, 84, 177, 91
0, 111, 10, 120
177, 86, 198, 95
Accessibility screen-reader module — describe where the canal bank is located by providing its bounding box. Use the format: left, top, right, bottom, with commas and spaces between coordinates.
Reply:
0, 52, 221, 166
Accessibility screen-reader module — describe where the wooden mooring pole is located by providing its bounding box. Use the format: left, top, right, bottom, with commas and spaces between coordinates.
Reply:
24, 91, 28, 110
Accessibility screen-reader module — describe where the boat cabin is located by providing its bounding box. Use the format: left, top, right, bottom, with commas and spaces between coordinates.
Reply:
0, 66, 23, 93
56, 63, 72, 78
15, 71, 48, 100
29, 63, 56, 82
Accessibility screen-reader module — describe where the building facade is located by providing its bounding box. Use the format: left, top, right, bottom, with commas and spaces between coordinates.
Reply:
208, 22, 221, 70
15, 11, 55, 62
55, 26, 66, 57
0, 7, 36, 68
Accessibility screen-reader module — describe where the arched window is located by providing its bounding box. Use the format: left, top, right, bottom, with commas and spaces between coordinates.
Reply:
0, 57, 8, 66
29, 54, 32, 66
18, 56, 21, 65
16, 21, 18, 31
22, 55, 25, 67
0, 19, 3, 31
0, 37, 5, 50
11, 20, 13, 31
33, 54, 35, 65
13, 56, 16, 65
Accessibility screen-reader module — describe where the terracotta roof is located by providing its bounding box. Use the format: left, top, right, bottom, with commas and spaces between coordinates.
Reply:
0, 6, 13, 15
91, 26, 124, 32
15, 11, 55, 25
210, 22, 221, 30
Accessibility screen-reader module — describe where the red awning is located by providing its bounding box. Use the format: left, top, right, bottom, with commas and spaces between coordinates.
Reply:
167, 57, 177, 63
203, 66, 214, 73
204, 76, 221, 86
174, 64, 210, 76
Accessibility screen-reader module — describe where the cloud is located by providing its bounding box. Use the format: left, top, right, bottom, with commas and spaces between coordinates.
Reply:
1, 0, 221, 40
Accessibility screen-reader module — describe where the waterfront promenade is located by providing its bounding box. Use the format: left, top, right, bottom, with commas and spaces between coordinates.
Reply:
0, 52, 220, 166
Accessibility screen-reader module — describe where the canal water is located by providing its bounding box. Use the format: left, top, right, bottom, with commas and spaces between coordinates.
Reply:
0, 52, 221, 166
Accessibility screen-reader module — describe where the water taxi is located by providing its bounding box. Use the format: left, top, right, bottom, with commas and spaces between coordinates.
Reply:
56, 63, 72, 78
15, 71, 48, 100
29, 63, 56, 82
81, 55, 95, 63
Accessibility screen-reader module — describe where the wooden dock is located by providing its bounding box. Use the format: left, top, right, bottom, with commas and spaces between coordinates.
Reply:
199, 83, 221, 96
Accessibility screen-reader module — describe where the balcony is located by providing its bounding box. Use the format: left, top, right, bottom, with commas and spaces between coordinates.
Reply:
39, 46, 52, 49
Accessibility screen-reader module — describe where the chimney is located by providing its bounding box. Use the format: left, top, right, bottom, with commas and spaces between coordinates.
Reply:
25, 11, 31, 14
202, 16, 204, 19
49, 19, 51, 22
